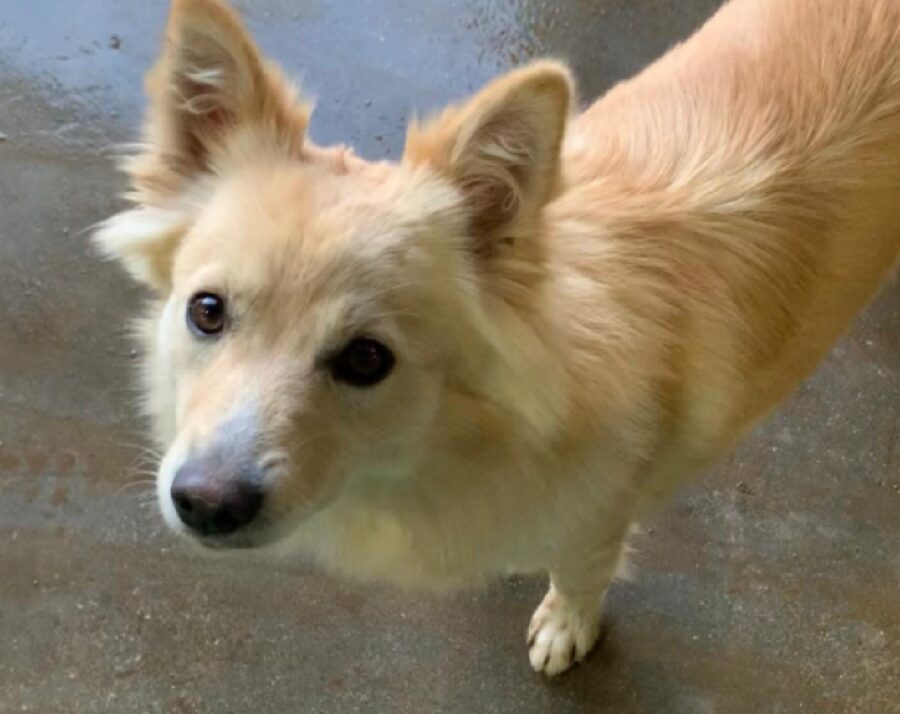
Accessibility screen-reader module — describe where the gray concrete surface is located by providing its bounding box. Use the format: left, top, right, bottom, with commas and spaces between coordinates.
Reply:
1, 1, 898, 712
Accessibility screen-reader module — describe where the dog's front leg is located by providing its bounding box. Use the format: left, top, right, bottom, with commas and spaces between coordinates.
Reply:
527, 526, 629, 676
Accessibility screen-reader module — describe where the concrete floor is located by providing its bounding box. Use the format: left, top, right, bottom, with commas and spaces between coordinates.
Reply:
1, 1, 898, 712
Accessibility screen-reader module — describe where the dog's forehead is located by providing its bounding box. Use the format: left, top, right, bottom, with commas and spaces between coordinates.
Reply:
177, 160, 429, 303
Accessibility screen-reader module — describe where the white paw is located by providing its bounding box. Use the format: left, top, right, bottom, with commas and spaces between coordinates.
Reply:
527, 586, 601, 677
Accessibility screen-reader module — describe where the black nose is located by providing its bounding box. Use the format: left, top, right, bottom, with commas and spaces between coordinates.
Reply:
170, 463, 264, 536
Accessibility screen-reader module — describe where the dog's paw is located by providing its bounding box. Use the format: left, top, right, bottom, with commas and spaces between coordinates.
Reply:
527, 586, 601, 677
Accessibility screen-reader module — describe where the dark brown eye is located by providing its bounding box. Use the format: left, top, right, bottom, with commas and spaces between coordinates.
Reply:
329, 337, 395, 387
187, 292, 226, 336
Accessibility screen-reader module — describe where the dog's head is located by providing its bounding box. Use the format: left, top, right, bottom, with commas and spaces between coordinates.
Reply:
96, 0, 572, 549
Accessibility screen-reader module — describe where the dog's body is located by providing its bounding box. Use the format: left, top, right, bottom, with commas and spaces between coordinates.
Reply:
97, 0, 899, 676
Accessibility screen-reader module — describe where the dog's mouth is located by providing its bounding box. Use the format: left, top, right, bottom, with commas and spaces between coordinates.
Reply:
195, 537, 254, 551
166, 496, 320, 552
193, 532, 262, 551
182, 518, 287, 551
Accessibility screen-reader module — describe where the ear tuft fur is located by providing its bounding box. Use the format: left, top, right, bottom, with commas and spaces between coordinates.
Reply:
93, 207, 190, 291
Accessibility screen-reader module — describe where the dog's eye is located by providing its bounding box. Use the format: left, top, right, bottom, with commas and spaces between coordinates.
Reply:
187, 292, 227, 336
329, 337, 395, 387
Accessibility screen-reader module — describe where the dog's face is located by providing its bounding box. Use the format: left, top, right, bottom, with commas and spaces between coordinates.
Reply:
147, 163, 472, 547
96, 0, 571, 549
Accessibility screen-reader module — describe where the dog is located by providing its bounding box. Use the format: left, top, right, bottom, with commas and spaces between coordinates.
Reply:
95, 0, 900, 676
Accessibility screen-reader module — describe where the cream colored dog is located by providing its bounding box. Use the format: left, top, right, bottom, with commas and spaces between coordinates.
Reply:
96, 0, 899, 676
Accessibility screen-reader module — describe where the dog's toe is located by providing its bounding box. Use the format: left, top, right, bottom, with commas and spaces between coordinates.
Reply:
527, 587, 601, 677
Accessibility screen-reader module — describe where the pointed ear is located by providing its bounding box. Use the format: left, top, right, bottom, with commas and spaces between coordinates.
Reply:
405, 62, 572, 249
97, 0, 310, 291
131, 0, 311, 201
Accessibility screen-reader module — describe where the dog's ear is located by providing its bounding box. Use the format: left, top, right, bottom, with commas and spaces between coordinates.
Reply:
137, 0, 310, 195
405, 62, 572, 251
96, 0, 310, 291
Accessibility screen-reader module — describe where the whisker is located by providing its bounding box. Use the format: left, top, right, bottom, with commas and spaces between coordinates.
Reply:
113, 479, 158, 497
